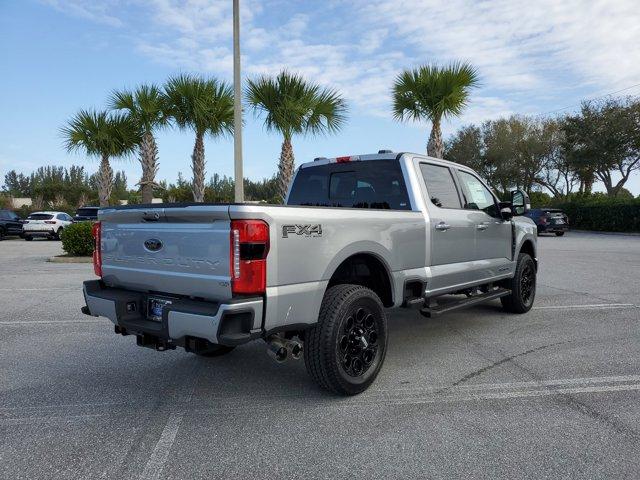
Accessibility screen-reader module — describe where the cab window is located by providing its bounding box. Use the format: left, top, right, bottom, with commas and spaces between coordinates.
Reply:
419, 163, 462, 209
457, 170, 499, 217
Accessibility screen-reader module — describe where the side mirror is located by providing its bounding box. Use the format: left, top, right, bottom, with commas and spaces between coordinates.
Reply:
500, 207, 513, 220
510, 189, 530, 216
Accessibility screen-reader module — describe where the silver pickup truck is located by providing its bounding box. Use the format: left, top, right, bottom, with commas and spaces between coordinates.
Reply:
82, 151, 537, 395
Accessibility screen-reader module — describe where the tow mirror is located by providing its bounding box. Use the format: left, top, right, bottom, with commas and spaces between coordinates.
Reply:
500, 207, 513, 220
511, 189, 530, 216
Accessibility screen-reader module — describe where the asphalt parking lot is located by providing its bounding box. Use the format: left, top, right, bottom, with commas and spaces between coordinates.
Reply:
1, 232, 639, 479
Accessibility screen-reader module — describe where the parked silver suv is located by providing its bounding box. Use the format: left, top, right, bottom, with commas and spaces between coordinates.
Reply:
82, 152, 537, 395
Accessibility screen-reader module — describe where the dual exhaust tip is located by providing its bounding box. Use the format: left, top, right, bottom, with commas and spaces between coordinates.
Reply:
266, 336, 303, 363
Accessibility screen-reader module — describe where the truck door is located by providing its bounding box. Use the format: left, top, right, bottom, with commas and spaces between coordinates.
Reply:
417, 162, 478, 290
455, 169, 512, 264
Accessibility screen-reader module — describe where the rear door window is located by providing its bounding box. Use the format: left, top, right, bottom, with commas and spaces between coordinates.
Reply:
419, 163, 462, 209
288, 160, 411, 210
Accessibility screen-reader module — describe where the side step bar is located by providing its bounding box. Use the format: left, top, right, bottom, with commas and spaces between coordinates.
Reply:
420, 288, 510, 317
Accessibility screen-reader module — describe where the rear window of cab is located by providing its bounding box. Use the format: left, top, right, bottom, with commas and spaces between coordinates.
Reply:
287, 160, 411, 210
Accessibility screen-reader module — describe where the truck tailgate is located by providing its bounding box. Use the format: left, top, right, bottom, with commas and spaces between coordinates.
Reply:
99, 205, 232, 301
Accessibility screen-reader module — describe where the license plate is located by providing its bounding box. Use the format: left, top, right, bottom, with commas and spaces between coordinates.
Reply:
147, 298, 172, 322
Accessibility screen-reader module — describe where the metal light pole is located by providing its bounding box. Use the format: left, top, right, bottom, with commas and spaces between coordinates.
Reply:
233, 0, 244, 202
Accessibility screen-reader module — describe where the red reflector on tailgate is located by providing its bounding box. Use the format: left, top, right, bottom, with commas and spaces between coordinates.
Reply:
92, 221, 102, 277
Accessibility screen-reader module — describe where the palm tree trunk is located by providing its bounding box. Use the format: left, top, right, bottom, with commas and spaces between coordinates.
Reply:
277, 137, 295, 203
139, 131, 159, 204
427, 118, 444, 159
191, 132, 206, 202
97, 154, 113, 207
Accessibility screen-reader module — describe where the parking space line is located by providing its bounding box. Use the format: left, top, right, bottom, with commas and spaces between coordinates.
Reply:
533, 303, 637, 310
0, 320, 103, 325
139, 412, 184, 480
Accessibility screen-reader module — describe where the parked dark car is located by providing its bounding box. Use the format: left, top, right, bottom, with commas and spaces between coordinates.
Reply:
526, 208, 569, 236
0, 209, 24, 240
73, 206, 99, 222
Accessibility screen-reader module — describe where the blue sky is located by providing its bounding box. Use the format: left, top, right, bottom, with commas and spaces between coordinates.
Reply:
1, 0, 639, 194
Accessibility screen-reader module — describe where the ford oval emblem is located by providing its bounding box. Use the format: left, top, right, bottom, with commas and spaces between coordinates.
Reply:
144, 238, 163, 252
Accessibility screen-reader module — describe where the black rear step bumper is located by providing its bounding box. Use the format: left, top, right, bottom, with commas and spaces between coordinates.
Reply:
82, 280, 263, 348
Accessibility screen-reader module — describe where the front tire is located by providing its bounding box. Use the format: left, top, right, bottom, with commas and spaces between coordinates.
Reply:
304, 284, 387, 395
24, 235, 33, 241
501, 253, 536, 313
555, 231, 565, 236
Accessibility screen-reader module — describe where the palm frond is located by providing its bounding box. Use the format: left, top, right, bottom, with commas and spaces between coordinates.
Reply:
164, 74, 234, 138
245, 70, 347, 139
392, 61, 480, 123
61, 109, 139, 160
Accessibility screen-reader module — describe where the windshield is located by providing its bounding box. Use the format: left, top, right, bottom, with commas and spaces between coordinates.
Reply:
76, 208, 98, 217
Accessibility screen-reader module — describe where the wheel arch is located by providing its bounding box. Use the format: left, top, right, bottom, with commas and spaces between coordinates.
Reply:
326, 252, 394, 308
517, 238, 537, 270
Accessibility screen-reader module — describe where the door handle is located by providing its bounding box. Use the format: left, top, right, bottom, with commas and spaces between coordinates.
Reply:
435, 222, 450, 231
476, 224, 488, 231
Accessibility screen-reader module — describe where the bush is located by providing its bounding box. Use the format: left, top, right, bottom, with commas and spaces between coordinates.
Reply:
60, 221, 95, 256
552, 195, 640, 232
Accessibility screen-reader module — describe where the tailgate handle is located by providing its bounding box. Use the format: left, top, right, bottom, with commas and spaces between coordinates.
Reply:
142, 211, 161, 222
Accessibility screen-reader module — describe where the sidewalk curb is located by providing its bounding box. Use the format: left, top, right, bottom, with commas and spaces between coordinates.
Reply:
47, 256, 92, 263
571, 230, 640, 237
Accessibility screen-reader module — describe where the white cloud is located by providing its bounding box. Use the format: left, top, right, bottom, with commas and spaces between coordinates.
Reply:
41, 0, 124, 27
44, 0, 640, 122
359, 0, 640, 93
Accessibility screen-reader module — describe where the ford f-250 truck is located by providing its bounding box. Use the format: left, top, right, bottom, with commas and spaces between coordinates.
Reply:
82, 151, 537, 395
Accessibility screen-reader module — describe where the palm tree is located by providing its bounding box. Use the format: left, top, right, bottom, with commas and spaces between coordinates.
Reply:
392, 62, 479, 159
164, 75, 234, 202
246, 70, 347, 202
62, 110, 138, 206
110, 85, 168, 203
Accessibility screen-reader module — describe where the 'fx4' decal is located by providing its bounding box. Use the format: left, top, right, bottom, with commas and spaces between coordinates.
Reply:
282, 224, 322, 238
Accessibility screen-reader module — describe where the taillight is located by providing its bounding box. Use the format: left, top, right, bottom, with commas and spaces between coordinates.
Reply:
336, 156, 352, 163
230, 220, 269, 295
92, 221, 102, 277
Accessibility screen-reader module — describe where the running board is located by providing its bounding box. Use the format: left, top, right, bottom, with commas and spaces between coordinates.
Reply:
420, 288, 510, 317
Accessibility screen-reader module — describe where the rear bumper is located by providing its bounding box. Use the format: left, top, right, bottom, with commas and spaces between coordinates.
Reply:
23, 228, 55, 236
82, 280, 263, 347
537, 224, 569, 233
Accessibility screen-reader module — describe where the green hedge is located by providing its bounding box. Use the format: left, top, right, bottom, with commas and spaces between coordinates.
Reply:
60, 221, 95, 256
553, 196, 640, 233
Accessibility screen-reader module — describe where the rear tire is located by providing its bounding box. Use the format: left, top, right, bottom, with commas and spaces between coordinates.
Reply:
501, 253, 536, 313
0, 228, 4, 241
555, 231, 565, 236
304, 284, 387, 396
24, 235, 33, 241
55, 227, 63, 240
194, 345, 235, 357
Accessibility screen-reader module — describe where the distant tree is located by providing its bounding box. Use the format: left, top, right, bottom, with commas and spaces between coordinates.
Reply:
563, 98, 640, 196
2, 170, 31, 197
164, 75, 234, 202
110, 85, 168, 203
246, 70, 347, 202
445, 124, 486, 177
392, 62, 479, 159
62, 110, 138, 206
535, 119, 577, 199
112, 171, 128, 200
